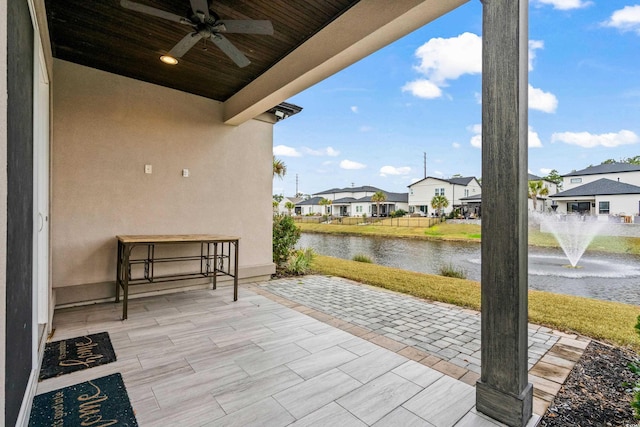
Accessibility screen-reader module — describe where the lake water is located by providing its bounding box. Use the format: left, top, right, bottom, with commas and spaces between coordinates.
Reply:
298, 233, 640, 306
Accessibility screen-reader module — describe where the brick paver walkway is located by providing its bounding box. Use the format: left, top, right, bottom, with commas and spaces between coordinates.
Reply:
261, 275, 559, 374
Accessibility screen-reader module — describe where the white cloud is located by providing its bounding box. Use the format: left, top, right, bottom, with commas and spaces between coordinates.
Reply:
351, 106, 359, 113
529, 84, 558, 113
469, 124, 543, 148
403, 32, 481, 99
539, 168, 553, 175
529, 127, 543, 148
528, 40, 544, 71
434, 170, 444, 177
452, 142, 461, 149
273, 145, 302, 157
326, 147, 340, 157
532, 0, 592, 10
304, 146, 341, 157
603, 5, 640, 34
469, 124, 482, 148
379, 166, 411, 177
402, 80, 442, 99
551, 130, 639, 148
340, 159, 367, 170
359, 125, 373, 132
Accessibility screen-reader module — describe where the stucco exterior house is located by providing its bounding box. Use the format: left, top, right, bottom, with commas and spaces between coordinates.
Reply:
549, 163, 640, 219
550, 178, 640, 219
527, 173, 559, 212
311, 186, 409, 217
408, 176, 481, 216
562, 162, 640, 190
275, 196, 303, 215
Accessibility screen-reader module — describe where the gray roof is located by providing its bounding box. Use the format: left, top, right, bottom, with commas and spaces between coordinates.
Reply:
460, 194, 482, 201
563, 162, 640, 177
528, 173, 543, 181
358, 192, 408, 203
408, 176, 478, 187
296, 196, 324, 206
551, 178, 640, 198
332, 197, 357, 204
315, 185, 384, 194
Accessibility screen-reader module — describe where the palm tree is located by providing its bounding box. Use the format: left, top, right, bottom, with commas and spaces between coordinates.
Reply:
284, 201, 295, 215
319, 198, 332, 216
431, 195, 449, 217
273, 156, 287, 179
371, 191, 387, 217
528, 180, 549, 211
272, 200, 279, 213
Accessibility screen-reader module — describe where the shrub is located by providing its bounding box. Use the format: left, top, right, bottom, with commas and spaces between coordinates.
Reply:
273, 214, 301, 267
438, 262, 467, 279
352, 254, 373, 263
285, 248, 315, 275
390, 209, 407, 218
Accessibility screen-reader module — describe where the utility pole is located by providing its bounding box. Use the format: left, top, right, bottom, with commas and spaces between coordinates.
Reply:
424, 152, 427, 178
295, 174, 299, 196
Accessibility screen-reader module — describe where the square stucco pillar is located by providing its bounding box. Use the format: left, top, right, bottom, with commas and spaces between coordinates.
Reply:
476, 0, 533, 426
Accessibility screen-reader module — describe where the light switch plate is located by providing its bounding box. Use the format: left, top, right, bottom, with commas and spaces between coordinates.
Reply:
182, 169, 189, 177
145, 164, 152, 174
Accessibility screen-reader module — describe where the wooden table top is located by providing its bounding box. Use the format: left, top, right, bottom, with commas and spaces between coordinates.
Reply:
117, 234, 240, 244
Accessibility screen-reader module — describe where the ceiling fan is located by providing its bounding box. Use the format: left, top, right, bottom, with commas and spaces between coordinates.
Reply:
120, 0, 273, 68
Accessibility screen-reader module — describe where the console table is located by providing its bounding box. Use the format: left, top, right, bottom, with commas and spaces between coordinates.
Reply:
115, 234, 239, 320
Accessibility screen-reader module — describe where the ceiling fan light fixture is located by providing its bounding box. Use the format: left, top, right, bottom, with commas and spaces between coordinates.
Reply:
160, 55, 178, 65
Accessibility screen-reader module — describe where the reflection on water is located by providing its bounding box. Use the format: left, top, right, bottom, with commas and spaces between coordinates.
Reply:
298, 233, 640, 306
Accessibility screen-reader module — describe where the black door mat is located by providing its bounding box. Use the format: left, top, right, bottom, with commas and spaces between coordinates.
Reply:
39, 332, 117, 381
29, 372, 138, 427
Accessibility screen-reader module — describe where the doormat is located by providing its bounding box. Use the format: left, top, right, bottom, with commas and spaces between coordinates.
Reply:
39, 332, 117, 380
29, 373, 138, 427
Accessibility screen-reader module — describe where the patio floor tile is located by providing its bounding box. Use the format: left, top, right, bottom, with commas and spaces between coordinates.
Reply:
289, 402, 366, 427
336, 371, 422, 425
204, 397, 294, 427
338, 347, 407, 383
403, 375, 476, 426
273, 369, 362, 419
372, 407, 435, 427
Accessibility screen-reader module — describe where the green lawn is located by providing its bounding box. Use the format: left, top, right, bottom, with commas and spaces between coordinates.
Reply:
310, 255, 640, 350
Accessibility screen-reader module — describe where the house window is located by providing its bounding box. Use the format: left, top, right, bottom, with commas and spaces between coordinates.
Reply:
599, 201, 610, 214
464, 189, 469, 197
435, 188, 445, 196
570, 178, 582, 184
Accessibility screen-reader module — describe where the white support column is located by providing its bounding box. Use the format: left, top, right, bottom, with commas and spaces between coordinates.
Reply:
476, 0, 533, 426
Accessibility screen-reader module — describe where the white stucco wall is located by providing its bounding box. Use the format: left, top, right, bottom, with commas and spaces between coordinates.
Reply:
409, 178, 481, 215
51, 60, 275, 304
563, 171, 640, 190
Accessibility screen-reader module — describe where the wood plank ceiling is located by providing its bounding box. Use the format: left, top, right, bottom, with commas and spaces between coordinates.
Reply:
45, 0, 359, 102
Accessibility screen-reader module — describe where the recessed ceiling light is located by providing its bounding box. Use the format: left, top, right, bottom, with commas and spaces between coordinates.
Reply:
160, 55, 178, 65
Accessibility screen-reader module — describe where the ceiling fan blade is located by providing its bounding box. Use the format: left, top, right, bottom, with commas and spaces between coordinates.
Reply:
210, 34, 250, 68
120, 0, 190, 25
218, 20, 274, 35
189, 0, 210, 22
168, 32, 203, 58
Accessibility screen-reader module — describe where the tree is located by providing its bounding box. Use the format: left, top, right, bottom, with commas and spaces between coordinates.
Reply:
528, 180, 549, 211
273, 156, 287, 179
284, 201, 295, 215
273, 194, 284, 203
272, 200, 279, 213
272, 214, 301, 268
319, 198, 332, 215
371, 191, 387, 217
431, 195, 449, 216
543, 169, 562, 187
626, 155, 640, 165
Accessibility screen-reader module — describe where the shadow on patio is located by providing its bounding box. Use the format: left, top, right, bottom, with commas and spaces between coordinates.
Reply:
36, 277, 587, 426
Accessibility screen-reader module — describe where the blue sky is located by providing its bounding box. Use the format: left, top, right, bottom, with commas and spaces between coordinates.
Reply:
273, 1, 640, 197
